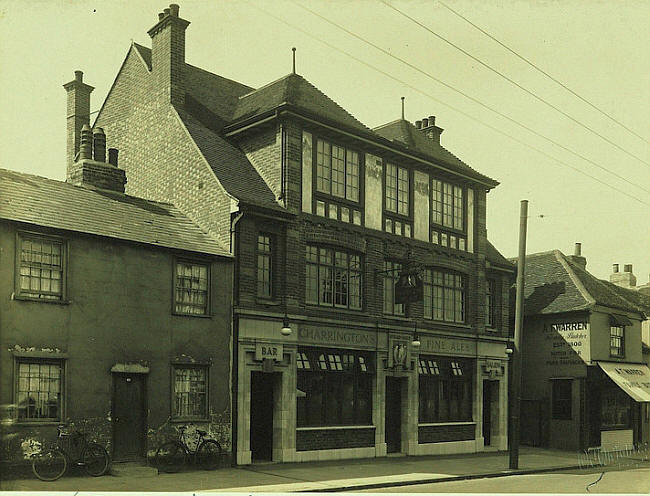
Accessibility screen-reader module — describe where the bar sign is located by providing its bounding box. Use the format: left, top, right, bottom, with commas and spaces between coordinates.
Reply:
255, 343, 283, 361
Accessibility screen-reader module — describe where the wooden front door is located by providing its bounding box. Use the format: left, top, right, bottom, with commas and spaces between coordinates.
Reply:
250, 372, 274, 461
385, 377, 402, 453
112, 373, 146, 461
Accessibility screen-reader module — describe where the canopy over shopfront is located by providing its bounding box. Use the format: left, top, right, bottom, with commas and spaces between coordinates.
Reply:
598, 362, 650, 402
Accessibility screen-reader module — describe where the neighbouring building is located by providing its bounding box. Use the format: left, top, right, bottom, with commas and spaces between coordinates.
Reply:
518, 244, 650, 451
0, 129, 233, 468
86, 4, 515, 464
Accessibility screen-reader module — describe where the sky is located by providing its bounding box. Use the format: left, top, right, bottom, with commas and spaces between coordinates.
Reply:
1, 0, 648, 284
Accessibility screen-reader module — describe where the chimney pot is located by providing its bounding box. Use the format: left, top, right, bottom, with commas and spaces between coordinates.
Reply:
428, 115, 435, 125
108, 148, 119, 167
163, 7, 170, 16
79, 124, 93, 160
613, 264, 619, 273
574, 242, 581, 256
92, 127, 106, 163
169, 4, 179, 16
624, 264, 633, 273
422, 118, 429, 128
415, 120, 422, 129
74, 70, 83, 82
158, 12, 165, 20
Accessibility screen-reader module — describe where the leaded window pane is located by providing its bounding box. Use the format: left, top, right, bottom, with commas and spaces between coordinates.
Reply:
174, 367, 207, 418
19, 237, 64, 300
316, 140, 331, 194
174, 261, 209, 315
17, 361, 62, 420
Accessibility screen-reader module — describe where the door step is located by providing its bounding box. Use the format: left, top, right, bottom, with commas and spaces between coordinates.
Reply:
110, 461, 158, 477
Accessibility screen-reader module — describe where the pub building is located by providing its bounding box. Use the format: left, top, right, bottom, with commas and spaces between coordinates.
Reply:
518, 246, 650, 451
83, 5, 515, 464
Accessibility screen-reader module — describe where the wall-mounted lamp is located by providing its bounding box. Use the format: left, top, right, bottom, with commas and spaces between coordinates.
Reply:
281, 312, 292, 336
505, 347, 513, 355
411, 322, 421, 348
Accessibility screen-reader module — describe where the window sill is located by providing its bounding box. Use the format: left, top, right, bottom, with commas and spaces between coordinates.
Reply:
171, 417, 210, 423
306, 304, 363, 313
297, 425, 375, 431
172, 312, 212, 319
12, 294, 70, 305
14, 421, 62, 426
257, 298, 282, 306
418, 421, 476, 427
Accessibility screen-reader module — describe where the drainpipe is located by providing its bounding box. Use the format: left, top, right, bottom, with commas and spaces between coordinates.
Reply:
230, 210, 243, 465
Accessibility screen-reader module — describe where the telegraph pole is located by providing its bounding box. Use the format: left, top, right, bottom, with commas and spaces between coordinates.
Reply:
510, 199, 528, 470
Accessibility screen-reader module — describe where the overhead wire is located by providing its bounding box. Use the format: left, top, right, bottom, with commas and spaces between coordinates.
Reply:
243, 1, 650, 208
437, 0, 649, 146
379, 0, 650, 168
290, 1, 650, 195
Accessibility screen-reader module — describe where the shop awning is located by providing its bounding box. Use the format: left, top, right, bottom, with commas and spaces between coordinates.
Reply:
609, 314, 633, 327
597, 362, 650, 402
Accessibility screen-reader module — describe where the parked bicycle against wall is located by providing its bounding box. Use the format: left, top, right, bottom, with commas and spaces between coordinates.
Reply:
31, 424, 111, 481
155, 425, 222, 473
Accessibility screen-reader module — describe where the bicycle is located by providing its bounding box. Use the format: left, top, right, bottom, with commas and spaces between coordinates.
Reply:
31, 424, 111, 481
155, 425, 222, 473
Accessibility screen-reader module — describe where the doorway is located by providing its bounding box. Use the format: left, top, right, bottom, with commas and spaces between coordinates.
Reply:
250, 372, 275, 461
482, 380, 498, 446
385, 377, 402, 453
112, 373, 146, 461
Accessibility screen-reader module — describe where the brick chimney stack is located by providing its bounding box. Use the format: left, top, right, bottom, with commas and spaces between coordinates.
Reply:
610, 263, 637, 288
68, 125, 127, 193
416, 114, 444, 144
63, 70, 94, 178
148, 4, 190, 107
567, 242, 587, 270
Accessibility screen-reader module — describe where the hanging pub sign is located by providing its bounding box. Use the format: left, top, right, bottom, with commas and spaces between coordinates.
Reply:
395, 269, 423, 304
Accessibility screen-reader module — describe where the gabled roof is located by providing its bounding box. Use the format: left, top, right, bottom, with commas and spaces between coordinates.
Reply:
0, 168, 229, 257
517, 250, 646, 317
487, 240, 515, 271
133, 43, 253, 123
231, 73, 371, 133
176, 109, 285, 212
372, 119, 496, 185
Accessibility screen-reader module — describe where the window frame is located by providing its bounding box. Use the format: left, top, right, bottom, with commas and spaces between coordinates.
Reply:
14, 358, 65, 423
430, 180, 467, 250
15, 231, 68, 303
383, 260, 405, 316
305, 245, 363, 310
171, 363, 210, 421
314, 137, 362, 204
551, 379, 572, 420
609, 325, 625, 358
422, 268, 466, 323
172, 258, 211, 317
296, 347, 374, 427
257, 233, 273, 298
418, 356, 473, 423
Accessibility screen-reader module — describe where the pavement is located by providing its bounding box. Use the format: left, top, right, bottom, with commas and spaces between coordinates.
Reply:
1, 446, 645, 493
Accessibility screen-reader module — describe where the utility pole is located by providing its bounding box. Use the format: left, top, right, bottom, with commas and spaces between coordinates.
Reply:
510, 199, 528, 470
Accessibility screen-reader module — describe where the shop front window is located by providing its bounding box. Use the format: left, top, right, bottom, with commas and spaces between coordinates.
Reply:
418, 356, 472, 423
601, 381, 632, 430
297, 347, 373, 427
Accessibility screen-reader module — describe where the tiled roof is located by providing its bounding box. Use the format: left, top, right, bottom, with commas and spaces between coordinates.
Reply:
231, 73, 371, 133
487, 241, 515, 270
372, 119, 497, 185
0, 168, 230, 257
176, 110, 286, 212
518, 250, 646, 317
133, 43, 253, 123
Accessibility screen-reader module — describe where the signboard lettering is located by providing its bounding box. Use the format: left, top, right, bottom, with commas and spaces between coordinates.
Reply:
420, 336, 476, 356
299, 327, 376, 347
542, 321, 590, 368
255, 343, 283, 361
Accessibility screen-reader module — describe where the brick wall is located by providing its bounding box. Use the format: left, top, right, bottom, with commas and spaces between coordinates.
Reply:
94, 47, 233, 249
296, 428, 375, 451
418, 424, 475, 443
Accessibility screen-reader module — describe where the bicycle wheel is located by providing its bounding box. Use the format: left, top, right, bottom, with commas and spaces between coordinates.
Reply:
155, 441, 186, 473
196, 439, 222, 470
82, 442, 110, 476
32, 449, 67, 481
